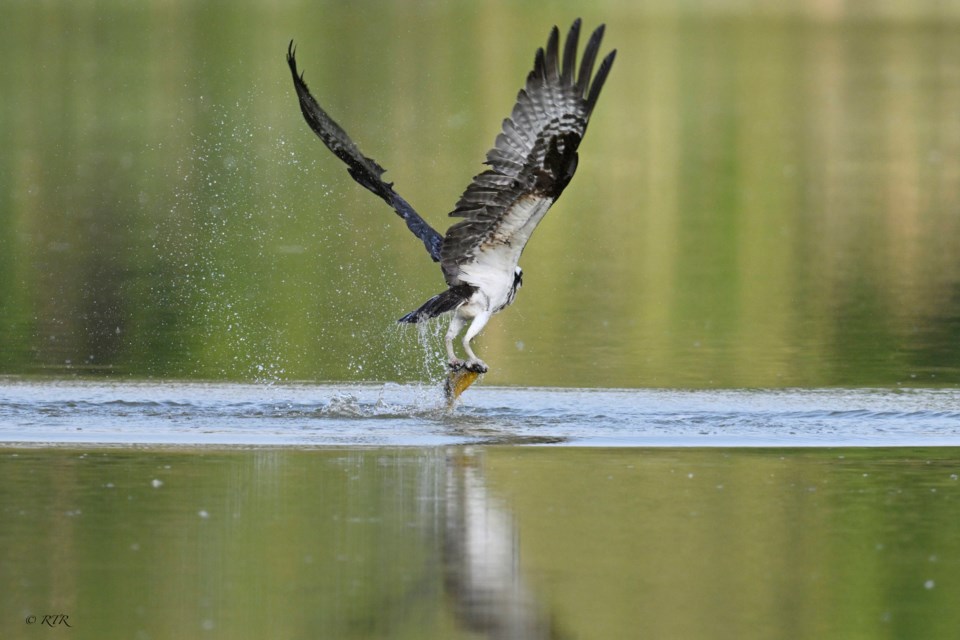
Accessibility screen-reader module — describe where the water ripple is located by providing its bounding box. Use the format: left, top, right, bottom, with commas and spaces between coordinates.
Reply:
1, 380, 959, 447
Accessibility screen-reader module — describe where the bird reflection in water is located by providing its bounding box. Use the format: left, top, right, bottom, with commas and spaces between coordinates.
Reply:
442, 449, 565, 639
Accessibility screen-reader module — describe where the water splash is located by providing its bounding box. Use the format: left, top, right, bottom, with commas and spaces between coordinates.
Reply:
3, 382, 960, 447
156, 94, 311, 381
151, 90, 460, 389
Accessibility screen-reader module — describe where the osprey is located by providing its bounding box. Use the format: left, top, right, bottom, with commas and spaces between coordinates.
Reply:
287, 19, 615, 373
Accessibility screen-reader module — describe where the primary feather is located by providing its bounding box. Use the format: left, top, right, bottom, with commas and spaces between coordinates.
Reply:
286, 42, 444, 261
441, 20, 616, 288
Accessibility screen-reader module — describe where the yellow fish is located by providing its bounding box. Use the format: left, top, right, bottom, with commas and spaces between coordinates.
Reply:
445, 366, 481, 405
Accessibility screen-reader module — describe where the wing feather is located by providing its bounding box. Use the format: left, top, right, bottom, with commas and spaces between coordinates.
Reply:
440, 19, 616, 283
560, 20, 580, 84
576, 25, 604, 95
286, 42, 444, 262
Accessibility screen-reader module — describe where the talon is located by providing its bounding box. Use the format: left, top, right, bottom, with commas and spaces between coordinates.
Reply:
448, 359, 466, 371
465, 359, 488, 374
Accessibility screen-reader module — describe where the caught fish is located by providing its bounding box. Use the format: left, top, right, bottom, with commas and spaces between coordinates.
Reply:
445, 364, 481, 405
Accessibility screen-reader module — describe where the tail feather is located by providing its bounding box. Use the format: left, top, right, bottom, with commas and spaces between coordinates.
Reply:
398, 285, 476, 324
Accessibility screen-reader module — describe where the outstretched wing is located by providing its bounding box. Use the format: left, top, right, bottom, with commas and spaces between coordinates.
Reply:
286, 42, 443, 262
440, 19, 616, 283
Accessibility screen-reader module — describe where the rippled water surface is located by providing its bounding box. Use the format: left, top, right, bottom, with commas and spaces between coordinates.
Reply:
2, 379, 960, 446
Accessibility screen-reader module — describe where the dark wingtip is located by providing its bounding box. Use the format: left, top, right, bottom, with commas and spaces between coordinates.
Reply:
585, 48, 616, 115
287, 40, 300, 78
575, 23, 607, 95
287, 41, 311, 89
544, 25, 561, 79
531, 46, 547, 83
561, 19, 582, 83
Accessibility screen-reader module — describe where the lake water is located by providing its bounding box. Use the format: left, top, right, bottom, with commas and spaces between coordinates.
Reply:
2, 380, 960, 639
2, 380, 960, 447
3, 428, 960, 638
3, 1, 960, 637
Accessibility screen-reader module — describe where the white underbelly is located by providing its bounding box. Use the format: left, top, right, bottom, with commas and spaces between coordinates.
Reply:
458, 256, 516, 314
450, 195, 553, 315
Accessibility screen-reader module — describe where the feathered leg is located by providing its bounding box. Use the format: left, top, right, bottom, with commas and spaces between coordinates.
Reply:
461, 312, 491, 373
445, 310, 490, 373
445, 314, 466, 367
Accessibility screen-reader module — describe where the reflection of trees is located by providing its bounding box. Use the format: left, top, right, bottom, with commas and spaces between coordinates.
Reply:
2, 5, 960, 386
7, 445, 960, 638
520, 19, 960, 387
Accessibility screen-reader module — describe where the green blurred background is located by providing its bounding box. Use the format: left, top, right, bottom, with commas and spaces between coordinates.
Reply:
2, 0, 960, 388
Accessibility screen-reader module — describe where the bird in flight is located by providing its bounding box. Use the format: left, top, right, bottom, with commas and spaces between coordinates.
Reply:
287, 19, 615, 374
